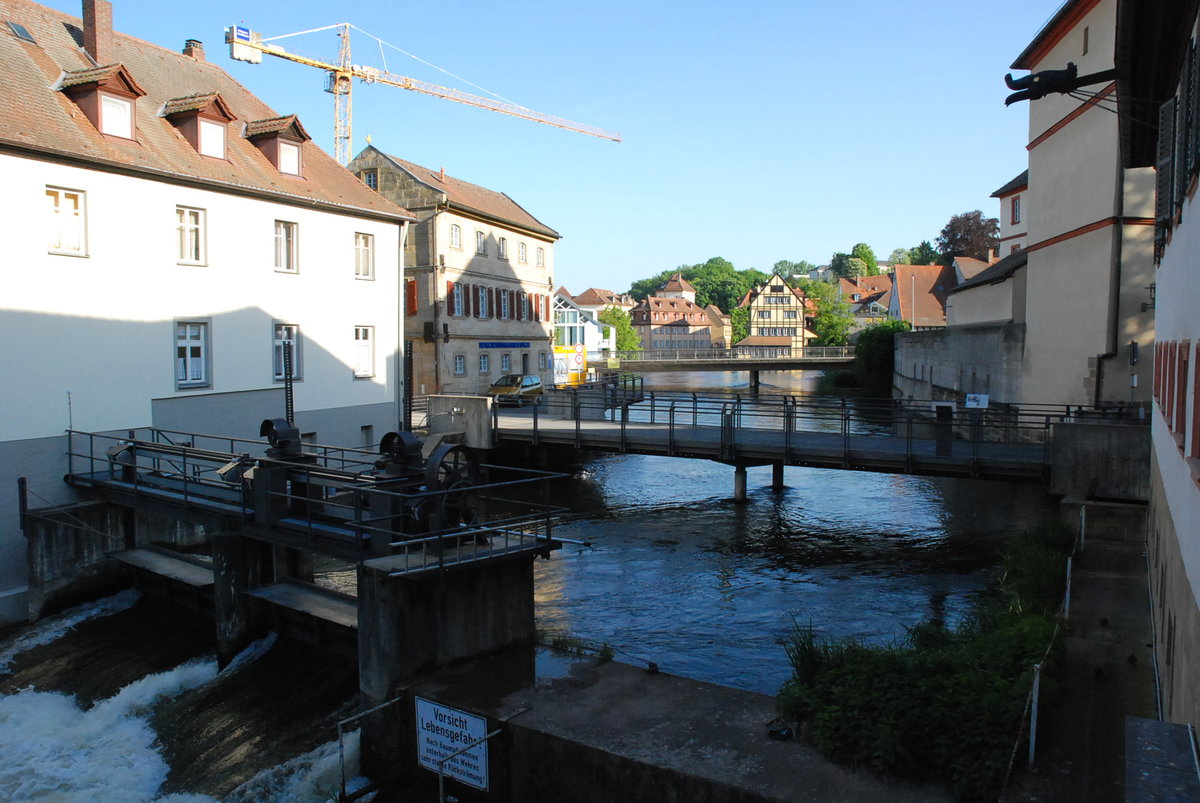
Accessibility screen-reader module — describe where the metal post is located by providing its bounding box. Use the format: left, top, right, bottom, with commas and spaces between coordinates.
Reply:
620, 404, 629, 452
1028, 664, 1042, 767
532, 399, 540, 446
1064, 557, 1073, 620
1079, 505, 1087, 551
439, 729, 503, 803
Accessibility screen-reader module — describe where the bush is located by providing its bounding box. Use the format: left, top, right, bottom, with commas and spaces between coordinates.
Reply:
778, 522, 1072, 800
853, 320, 911, 397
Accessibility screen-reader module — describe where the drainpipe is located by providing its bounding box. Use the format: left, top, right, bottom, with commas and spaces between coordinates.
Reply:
1096, 148, 1125, 409
397, 220, 408, 431
431, 200, 443, 393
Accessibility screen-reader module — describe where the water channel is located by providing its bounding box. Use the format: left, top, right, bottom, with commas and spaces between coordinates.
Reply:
0, 369, 1057, 799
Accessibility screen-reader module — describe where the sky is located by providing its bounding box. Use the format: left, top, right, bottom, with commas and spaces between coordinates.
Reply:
40, 0, 1065, 293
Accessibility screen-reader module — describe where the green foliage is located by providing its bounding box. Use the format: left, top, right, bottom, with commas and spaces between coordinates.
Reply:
598, 306, 641, 351
887, 247, 912, 266
775, 259, 818, 277
778, 523, 1072, 801
829, 252, 853, 279
936, 211, 999, 264
795, 280, 853, 346
626, 257, 766, 313
908, 240, 940, 265
730, 306, 750, 343
851, 243, 879, 275
853, 319, 910, 396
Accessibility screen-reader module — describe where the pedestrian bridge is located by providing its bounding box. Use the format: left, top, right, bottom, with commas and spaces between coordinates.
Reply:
482, 389, 1146, 496
594, 347, 854, 386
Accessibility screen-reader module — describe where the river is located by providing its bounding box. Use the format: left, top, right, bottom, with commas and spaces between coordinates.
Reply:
0, 369, 1055, 799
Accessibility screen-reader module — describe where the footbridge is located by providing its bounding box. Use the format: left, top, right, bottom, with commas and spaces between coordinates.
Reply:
483, 389, 1146, 499
597, 346, 854, 387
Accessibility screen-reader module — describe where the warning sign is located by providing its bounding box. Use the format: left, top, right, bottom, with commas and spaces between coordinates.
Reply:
415, 697, 489, 790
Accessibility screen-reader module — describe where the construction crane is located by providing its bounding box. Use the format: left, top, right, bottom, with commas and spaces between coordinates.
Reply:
225, 23, 621, 165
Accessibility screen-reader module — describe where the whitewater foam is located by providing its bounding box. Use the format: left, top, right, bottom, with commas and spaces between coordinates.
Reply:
0, 588, 140, 674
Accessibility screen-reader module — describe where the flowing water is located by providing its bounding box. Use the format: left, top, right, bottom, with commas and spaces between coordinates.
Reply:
0, 369, 1055, 798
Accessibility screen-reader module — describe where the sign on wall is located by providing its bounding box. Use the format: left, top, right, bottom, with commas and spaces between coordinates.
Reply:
415, 697, 489, 790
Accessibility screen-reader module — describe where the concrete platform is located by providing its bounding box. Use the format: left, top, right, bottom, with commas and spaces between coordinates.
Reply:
112, 548, 213, 587
245, 581, 358, 629
408, 648, 954, 802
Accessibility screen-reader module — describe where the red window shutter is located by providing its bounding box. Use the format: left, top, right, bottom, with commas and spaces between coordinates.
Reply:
1168, 343, 1178, 429
1193, 342, 1200, 456
446, 281, 456, 315
489, 287, 496, 318
1154, 343, 1162, 402
1177, 341, 1190, 434
405, 279, 418, 316
468, 284, 477, 317
533, 294, 541, 322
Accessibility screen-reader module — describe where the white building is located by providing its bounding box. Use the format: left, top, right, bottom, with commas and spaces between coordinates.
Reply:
0, 0, 413, 622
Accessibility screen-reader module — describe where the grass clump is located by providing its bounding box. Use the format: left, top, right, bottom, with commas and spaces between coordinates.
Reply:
778, 521, 1072, 801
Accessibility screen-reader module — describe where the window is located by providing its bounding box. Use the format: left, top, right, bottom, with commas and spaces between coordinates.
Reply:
355, 232, 374, 279
479, 353, 490, 374
279, 141, 301, 175
476, 230, 487, 255
274, 221, 298, 272
176, 206, 205, 264
519, 242, 527, 263
758, 310, 770, 319
361, 169, 378, 190
175, 322, 209, 388
501, 353, 511, 373
477, 285, 489, 317
451, 282, 464, 316
538, 352, 547, 370
1012, 244, 1021, 255
100, 93, 133, 138
536, 246, 545, 267
1011, 196, 1021, 225
450, 224, 462, 249
784, 310, 798, 319
520, 292, 530, 320
46, 187, 86, 255
354, 326, 374, 377
1082, 25, 1089, 55
198, 120, 225, 159
498, 237, 508, 260
766, 295, 789, 304
499, 289, 510, 319
453, 355, 466, 375
273, 324, 301, 380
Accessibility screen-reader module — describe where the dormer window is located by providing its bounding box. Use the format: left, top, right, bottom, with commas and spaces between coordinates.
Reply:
161, 92, 236, 159
57, 64, 145, 141
244, 115, 311, 177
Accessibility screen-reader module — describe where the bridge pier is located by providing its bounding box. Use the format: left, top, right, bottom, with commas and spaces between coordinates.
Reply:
212, 532, 273, 669
749, 370, 760, 390
772, 462, 785, 492
733, 465, 747, 504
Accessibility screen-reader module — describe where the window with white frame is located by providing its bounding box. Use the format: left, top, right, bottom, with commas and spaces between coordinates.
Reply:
518, 242, 527, 263
198, 119, 225, 158
498, 237, 508, 260
536, 246, 545, 267
273, 323, 301, 380
274, 220, 298, 272
175, 321, 209, 388
501, 353, 511, 373
278, 141, 301, 176
479, 353, 490, 373
758, 310, 770, 318
538, 351, 547, 370
99, 93, 133, 138
476, 230, 487, 255
354, 326, 374, 377
499, 289, 510, 319
176, 206, 206, 264
477, 285, 489, 317
355, 232, 374, 279
451, 282, 464, 316
1011, 196, 1021, 225
453, 355, 466, 375
784, 310, 798, 319
47, 187, 86, 255
520, 292, 529, 320
450, 224, 462, 249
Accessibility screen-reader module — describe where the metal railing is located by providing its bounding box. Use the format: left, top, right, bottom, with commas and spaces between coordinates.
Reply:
600, 346, 855, 362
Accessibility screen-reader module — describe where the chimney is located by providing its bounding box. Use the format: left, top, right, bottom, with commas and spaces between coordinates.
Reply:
182, 39, 205, 61
82, 0, 113, 65
439, 166, 446, 183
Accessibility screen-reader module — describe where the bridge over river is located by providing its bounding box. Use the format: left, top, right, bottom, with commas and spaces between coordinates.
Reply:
483, 389, 1145, 499
596, 347, 854, 387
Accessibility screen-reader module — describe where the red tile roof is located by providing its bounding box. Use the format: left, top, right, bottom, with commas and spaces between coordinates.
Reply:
0, 0, 411, 221
573, 287, 633, 307
377, 152, 559, 239
891, 263, 957, 327
660, 273, 696, 293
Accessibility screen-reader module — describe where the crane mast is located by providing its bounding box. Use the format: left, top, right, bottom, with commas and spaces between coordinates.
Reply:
226, 24, 620, 165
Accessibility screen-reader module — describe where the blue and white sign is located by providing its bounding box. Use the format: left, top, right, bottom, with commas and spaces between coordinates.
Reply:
415, 697, 489, 790
478, 342, 529, 349
232, 25, 251, 42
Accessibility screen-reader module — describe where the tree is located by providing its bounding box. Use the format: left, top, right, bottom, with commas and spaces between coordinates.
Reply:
598, 306, 641, 351
626, 257, 765, 313
774, 259, 817, 278
908, 240, 940, 265
888, 247, 912, 266
801, 281, 854, 346
854, 319, 911, 396
847, 257, 868, 279
935, 211, 999, 264
730, 306, 750, 344
851, 243, 879, 275
829, 252, 853, 279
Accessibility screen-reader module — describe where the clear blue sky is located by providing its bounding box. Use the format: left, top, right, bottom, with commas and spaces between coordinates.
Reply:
45, 0, 1063, 293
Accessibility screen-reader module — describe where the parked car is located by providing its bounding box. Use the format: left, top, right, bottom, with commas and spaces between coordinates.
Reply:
488, 374, 544, 406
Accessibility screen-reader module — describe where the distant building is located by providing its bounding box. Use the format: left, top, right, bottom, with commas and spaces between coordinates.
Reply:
887, 264, 956, 329
734, 273, 816, 354
347, 147, 558, 394
572, 288, 636, 316
0, 0, 413, 622
991, 170, 1029, 255
705, 305, 733, 348
552, 288, 614, 383
631, 273, 713, 349
838, 275, 891, 329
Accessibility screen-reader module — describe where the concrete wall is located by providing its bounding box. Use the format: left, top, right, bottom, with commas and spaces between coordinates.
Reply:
894, 323, 1025, 402
946, 271, 1019, 327
1049, 422, 1150, 502
428, 395, 493, 449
